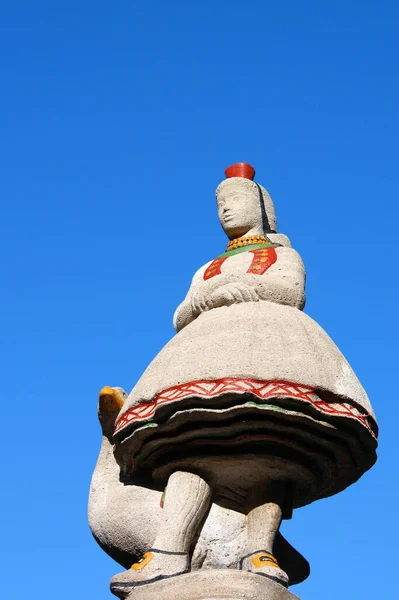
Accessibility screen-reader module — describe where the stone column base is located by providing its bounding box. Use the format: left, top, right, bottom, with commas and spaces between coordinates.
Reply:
111, 570, 300, 600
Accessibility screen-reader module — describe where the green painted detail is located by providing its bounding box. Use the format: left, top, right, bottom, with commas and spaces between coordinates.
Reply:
247, 401, 287, 413
218, 243, 279, 258
133, 401, 284, 435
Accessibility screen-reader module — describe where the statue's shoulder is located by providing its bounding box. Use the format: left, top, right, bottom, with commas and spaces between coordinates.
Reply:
268, 233, 291, 247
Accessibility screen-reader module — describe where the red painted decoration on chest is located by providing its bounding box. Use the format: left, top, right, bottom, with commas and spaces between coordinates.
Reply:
204, 247, 278, 280
247, 247, 278, 275
203, 257, 228, 280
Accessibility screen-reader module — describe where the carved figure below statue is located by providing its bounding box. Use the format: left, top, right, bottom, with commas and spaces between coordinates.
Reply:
89, 163, 378, 600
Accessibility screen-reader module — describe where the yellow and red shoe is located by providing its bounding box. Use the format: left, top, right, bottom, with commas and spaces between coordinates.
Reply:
239, 550, 289, 587
110, 548, 190, 597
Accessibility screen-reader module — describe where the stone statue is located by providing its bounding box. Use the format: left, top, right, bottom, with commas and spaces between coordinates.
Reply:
89, 163, 378, 600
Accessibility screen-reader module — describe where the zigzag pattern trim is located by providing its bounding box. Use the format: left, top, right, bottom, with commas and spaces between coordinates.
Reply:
114, 378, 375, 437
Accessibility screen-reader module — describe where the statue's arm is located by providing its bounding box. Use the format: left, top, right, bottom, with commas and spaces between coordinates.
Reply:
173, 246, 306, 331
173, 262, 211, 332
255, 247, 306, 309
173, 298, 193, 332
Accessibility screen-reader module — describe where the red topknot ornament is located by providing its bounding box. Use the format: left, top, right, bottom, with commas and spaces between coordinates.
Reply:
224, 162, 255, 180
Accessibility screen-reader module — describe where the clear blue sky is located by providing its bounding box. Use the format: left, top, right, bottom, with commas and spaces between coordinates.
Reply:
1, 2, 397, 598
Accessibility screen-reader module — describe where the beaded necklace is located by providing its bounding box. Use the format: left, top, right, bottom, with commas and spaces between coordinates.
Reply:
226, 235, 271, 252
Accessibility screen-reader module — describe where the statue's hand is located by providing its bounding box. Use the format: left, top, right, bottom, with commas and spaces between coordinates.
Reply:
209, 283, 259, 307
191, 291, 212, 314
176, 277, 263, 330
173, 299, 197, 332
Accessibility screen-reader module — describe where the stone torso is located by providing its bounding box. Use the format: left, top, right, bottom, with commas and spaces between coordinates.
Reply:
174, 243, 306, 331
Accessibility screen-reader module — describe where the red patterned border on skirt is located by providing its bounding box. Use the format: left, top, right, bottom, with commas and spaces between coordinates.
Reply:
114, 378, 374, 437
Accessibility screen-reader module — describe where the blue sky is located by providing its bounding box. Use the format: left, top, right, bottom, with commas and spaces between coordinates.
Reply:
1, 2, 398, 598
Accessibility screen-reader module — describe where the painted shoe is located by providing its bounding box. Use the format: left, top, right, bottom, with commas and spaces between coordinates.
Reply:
239, 550, 289, 587
110, 549, 190, 598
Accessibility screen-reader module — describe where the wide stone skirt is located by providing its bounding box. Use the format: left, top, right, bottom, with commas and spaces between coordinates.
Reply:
114, 301, 378, 510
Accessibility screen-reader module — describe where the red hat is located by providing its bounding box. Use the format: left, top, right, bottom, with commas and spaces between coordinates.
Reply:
224, 162, 255, 180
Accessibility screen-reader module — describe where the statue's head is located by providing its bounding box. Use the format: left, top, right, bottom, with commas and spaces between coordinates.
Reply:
216, 163, 277, 240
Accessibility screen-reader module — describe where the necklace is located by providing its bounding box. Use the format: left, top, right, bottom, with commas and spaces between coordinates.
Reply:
226, 235, 270, 252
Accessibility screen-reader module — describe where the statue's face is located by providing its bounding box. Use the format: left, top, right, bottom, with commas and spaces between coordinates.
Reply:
216, 179, 262, 238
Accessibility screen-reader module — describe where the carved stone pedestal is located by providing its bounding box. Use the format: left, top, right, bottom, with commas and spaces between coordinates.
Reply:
111, 570, 300, 600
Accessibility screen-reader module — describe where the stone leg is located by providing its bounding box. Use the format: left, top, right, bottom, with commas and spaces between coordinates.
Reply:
153, 471, 212, 553
111, 471, 211, 596
240, 482, 289, 587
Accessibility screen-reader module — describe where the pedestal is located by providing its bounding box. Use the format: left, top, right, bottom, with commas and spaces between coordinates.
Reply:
111, 570, 301, 600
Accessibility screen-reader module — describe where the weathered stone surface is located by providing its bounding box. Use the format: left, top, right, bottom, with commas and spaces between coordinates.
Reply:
216, 176, 278, 235
89, 394, 309, 584
89, 162, 377, 599
114, 298, 377, 507
111, 570, 300, 600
